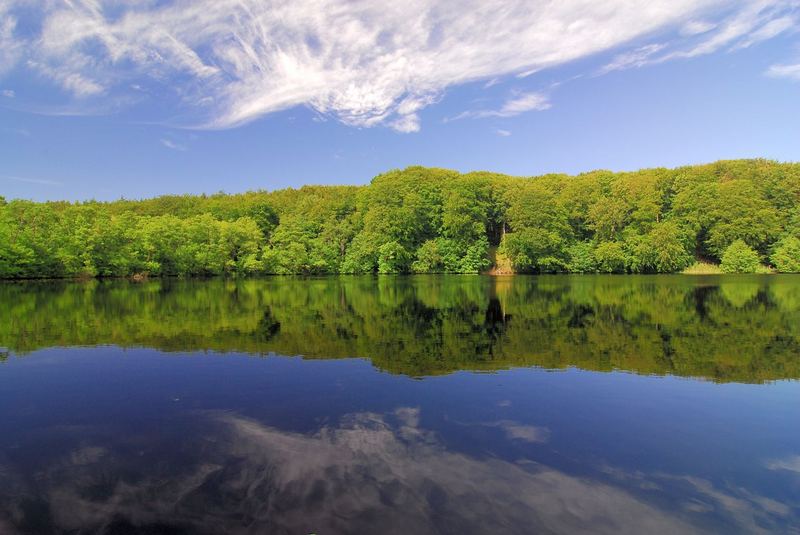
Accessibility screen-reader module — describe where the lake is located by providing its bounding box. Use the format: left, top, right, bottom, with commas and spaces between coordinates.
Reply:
0, 275, 798, 534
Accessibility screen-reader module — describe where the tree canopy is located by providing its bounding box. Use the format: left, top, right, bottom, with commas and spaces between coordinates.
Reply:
1, 159, 798, 278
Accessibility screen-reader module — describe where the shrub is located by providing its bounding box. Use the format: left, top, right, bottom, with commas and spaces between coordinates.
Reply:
682, 262, 722, 275
594, 241, 627, 273
412, 240, 445, 273
720, 240, 761, 273
643, 222, 694, 272
341, 233, 379, 273
459, 236, 491, 273
500, 230, 567, 272
771, 236, 800, 273
377, 241, 411, 274
567, 242, 596, 273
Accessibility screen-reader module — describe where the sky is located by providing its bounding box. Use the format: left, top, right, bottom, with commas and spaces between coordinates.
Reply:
0, 0, 799, 201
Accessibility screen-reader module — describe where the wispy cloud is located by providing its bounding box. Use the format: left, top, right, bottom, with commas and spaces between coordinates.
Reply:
1, 174, 62, 186
0, 4, 21, 76
663, 2, 797, 60
27, 60, 105, 97
160, 138, 188, 151
766, 62, 800, 79
491, 92, 551, 117
449, 91, 551, 121
495, 129, 512, 137
1, 89, 14, 98
680, 20, 718, 36
0, 1, 796, 132
599, 2, 799, 74
733, 15, 797, 49
599, 44, 667, 75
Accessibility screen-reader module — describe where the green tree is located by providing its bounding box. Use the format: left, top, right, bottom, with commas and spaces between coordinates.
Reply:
500, 182, 571, 272
594, 241, 627, 273
720, 240, 761, 273
500, 230, 568, 272
459, 236, 491, 273
412, 240, 445, 273
567, 242, 597, 273
246, 203, 279, 239
342, 233, 379, 273
771, 236, 800, 273
626, 221, 693, 273
705, 181, 781, 257
0, 159, 798, 279
378, 241, 412, 273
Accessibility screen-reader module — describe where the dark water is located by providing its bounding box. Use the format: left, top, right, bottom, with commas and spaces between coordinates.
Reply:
0, 275, 799, 534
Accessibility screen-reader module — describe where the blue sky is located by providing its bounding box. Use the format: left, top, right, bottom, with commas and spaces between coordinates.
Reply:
1, 0, 799, 201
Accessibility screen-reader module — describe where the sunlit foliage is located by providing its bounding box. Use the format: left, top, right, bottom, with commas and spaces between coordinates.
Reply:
720, 240, 761, 273
0, 159, 798, 278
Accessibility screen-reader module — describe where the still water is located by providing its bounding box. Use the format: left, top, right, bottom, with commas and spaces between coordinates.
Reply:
0, 275, 798, 534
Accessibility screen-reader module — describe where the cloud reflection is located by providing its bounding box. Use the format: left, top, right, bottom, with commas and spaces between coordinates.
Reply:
0, 409, 794, 534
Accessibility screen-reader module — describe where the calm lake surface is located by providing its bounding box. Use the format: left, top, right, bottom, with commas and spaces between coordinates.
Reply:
1, 275, 799, 534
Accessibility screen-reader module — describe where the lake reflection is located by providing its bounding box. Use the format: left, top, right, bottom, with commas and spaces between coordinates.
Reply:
2, 275, 800, 381
1, 276, 799, 533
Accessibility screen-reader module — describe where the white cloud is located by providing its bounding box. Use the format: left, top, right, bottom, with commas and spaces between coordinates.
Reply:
494, 92, 551, 117
734, 15, 797, 49
495, 129, 512, 137
599, 44, 667, 75
766, 62, 800, 79
665, 2, 798, 60
160, 138, 188, 151
388, 113, 421, 133
1, 89, 14, 98
0, 0, 796, 131
681, 20, 718, 36
451, 91, 551, 121
28, 60, 105, 97
0, 4, 21, 76
600, 2, 799, 74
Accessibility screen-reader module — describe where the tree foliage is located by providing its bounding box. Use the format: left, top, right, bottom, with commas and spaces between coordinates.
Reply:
0, 158, 798, 278
720, 240, 761, 273
771, 236, 800, 273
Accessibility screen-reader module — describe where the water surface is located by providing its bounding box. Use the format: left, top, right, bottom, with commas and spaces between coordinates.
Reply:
1, 275, 799, 534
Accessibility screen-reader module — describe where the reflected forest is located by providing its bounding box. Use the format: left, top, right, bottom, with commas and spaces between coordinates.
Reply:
3, 275, 799, 383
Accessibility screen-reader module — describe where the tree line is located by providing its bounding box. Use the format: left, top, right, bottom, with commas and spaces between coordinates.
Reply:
1, 158, 799, 278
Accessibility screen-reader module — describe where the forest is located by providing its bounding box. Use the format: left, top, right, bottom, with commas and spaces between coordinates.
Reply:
1, 158, 799, 278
